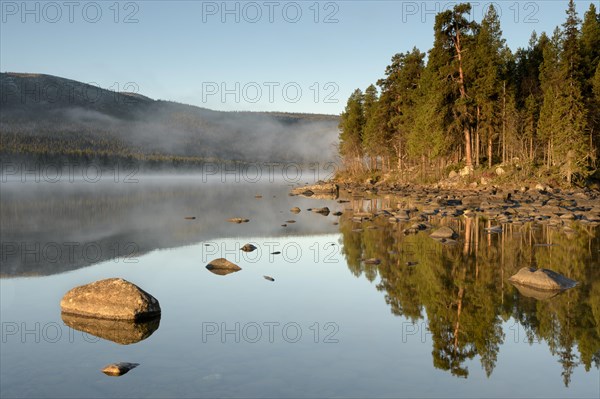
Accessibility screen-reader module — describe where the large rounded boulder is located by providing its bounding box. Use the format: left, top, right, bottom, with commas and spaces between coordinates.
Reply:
508, 267, 578, 291
60, 278, 161, 320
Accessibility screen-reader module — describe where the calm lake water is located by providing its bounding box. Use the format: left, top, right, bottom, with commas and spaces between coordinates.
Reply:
1, 176, 599, 398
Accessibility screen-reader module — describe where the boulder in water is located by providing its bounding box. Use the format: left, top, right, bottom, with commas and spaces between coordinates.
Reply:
430, 226, 457, 239
508, 267, 578, 291
60, 278, 160, 321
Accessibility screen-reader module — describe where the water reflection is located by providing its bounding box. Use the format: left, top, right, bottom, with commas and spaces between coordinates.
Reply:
338, 195, 600, 385
0, 178, 337, 276
61, 313, 161, 345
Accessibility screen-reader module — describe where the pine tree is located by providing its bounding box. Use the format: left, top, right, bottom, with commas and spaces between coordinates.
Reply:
410, 50, 452, 168
538, 8, 589, 183
471, 4, 504, 167
434, 3, 478, 171
339, 89, 365, 172
580, 3, 600, 84
362, 84, 382, 169
382, 48, 425, 171
591, 64, 600, 166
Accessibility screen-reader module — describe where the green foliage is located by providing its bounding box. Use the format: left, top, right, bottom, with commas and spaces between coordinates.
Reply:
338, 1, 599, 186
338, 89, 365, 170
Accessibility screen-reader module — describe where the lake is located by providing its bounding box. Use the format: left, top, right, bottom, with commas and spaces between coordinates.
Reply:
1, 175, 599, 398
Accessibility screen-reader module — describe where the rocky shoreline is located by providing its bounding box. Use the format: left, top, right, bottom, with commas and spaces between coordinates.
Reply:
292, 180, 600, 227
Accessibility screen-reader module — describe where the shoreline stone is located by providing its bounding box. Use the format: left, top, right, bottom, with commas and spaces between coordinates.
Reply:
60, 278, 161, 321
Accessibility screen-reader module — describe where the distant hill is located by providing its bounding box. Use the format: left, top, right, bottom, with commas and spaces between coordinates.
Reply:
0, 73, 339, 164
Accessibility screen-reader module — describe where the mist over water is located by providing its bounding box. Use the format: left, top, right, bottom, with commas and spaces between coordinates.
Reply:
0, 174, 339, 276
1, 72, 341, 164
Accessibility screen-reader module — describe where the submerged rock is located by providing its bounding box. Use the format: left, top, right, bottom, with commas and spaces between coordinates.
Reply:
430, 226, 457, 239
240, 243, 257, 252
226, 218, 250, 223
62, 313, 160, 345
60, 278, 160, 321
206, 258, 242, 274
102, 362, 139, 376
508, 267, 578, 291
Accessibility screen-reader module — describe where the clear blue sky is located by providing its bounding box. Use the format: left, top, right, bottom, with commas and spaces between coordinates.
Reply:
1, 0, 596, 114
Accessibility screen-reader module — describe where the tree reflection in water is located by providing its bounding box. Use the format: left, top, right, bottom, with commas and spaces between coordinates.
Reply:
338, 195, 600, 385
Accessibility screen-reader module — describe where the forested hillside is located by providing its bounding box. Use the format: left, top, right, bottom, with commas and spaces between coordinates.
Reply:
0, 73, 339, 165
339, 1, 600, 186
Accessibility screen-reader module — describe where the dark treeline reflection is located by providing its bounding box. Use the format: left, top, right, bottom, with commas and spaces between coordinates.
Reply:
338, 196, 600, 385
0, 177, 338, 276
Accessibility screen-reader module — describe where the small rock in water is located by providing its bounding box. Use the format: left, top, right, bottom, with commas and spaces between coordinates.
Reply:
102, 362, 139, 377
227, 218, 250, 224
240, 244, 257, 252
206, 258, 242, 273
290, 207, 301, 213
184, 216, 196, 220
263, 275, 275, 282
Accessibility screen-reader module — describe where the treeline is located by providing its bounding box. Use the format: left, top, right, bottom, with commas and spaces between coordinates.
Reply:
339, 1, 600, 184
